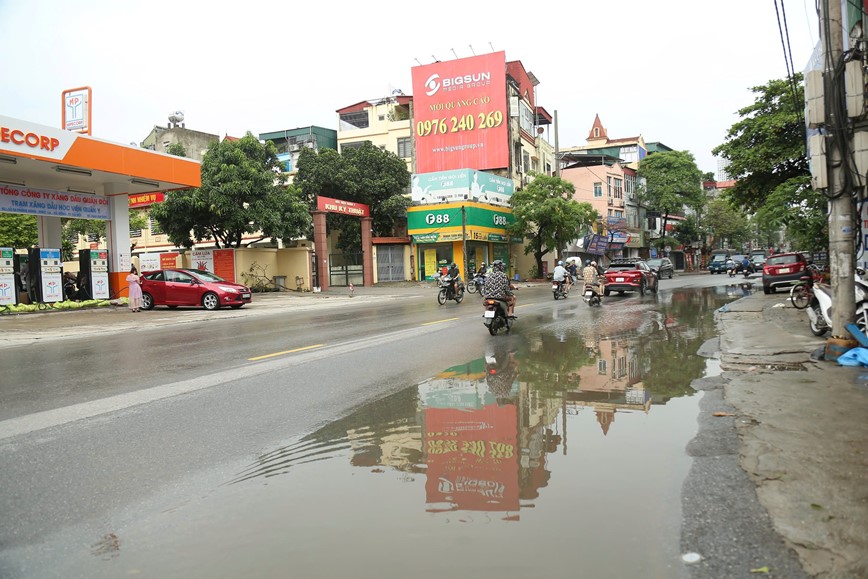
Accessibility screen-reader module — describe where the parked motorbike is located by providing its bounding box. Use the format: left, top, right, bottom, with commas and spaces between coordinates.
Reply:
806, 270, 868, 336
552, 279, 569, 300
437, 275, 464, 305
466, 273, 486, 295
482, 297, 512, 335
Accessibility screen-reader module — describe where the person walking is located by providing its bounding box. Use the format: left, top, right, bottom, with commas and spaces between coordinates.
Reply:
126, 266, 144, 312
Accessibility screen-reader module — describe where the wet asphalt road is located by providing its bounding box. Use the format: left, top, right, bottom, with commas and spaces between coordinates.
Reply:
0, 273, 799, 578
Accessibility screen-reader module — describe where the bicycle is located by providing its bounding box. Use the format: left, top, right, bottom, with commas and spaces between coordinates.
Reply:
789, 264, 821, 309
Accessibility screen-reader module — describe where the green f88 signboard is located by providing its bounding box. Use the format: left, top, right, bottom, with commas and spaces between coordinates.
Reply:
408, 203, 514, 233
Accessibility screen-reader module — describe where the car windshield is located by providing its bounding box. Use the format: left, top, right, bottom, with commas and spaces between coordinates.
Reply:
186, 270, 226, 282
646, 259, 663, 267
711, 255, 728, 262
731, 255, 746, 262
767, 254, 801, 266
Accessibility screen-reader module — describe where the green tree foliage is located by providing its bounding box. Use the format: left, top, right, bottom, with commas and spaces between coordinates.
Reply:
712, 75, 808, 213
672, 214, 701, 247
704, 197, 750, 249
0, 213, 37, 247
508, 173, 598, 275
638, 150, 704, 247
294, 143, 411, 253
151, 132, 311, 248
702, 171, 716, 182
165, 142, 187, 157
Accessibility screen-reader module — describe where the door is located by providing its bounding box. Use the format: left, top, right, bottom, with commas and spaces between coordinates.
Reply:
165, 270, 201, 305
329, 254, 364, 287
376, 246, 405, 282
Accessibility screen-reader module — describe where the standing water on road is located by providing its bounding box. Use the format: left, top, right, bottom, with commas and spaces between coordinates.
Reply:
60, 287, 745, 579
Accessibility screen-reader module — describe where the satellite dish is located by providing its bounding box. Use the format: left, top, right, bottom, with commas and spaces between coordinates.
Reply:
168, 111, 185, 125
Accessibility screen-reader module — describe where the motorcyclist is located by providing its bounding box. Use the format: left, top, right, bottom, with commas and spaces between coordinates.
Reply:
567, 260, 578, 289
552, 260, 569, 292
483, 260, 517, 318
447, 262, 462, 299
741, 256, 752, 275
583, 260, 604, 301
725, 257, 736, 275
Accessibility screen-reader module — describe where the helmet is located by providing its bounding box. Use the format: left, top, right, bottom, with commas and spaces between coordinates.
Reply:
558, 261, 564, 266
492, 260, 506, 272
591, 261, 597, 266
585, 260, 591, 266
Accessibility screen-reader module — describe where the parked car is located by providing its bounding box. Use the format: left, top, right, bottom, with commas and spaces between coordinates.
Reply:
708, 252, 730, 274
603, 259, 659, 296
646, 257, 674, 279
140, 268, 252, 310
751, 252, 767, 269
762, 252, 809, 294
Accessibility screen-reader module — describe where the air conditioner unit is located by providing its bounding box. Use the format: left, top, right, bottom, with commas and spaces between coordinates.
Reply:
289, 144, 301, 152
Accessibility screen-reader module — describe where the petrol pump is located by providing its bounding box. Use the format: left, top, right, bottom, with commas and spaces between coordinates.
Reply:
0, 248, 16, 306
26, 247, 63, 303
78, 249, 110, 299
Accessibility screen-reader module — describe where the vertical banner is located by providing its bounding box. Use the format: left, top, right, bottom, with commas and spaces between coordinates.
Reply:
0, 248, 15, 305
411, 52, 508, 173
424, 248, 438, 281
159, 252, 179, 269
40, 248, 63, 303
212, 248, 236, 282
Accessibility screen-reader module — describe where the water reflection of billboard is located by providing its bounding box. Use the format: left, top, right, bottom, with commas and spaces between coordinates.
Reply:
425, 404, 519, 512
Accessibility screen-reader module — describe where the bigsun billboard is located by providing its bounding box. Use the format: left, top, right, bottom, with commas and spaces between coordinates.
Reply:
411, 52, 508, 173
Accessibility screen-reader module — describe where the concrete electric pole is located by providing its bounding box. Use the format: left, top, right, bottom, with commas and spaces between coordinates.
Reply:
821, 0, 857, 347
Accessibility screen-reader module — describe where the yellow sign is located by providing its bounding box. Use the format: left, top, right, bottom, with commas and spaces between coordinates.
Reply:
424, 249, 438, 277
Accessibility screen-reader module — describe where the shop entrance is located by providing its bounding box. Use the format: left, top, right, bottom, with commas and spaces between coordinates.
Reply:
376, 246, 405, 282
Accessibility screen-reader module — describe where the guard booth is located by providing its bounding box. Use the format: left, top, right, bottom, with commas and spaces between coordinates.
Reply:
0, 113, 201, 301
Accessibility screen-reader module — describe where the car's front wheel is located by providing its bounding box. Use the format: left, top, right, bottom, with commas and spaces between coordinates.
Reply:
141, 292, 155, 310
202, 292, 220, 310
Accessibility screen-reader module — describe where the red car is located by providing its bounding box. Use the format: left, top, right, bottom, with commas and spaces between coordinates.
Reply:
140, 268, 252, 310
762, 252, 808, 294
603, 259, 659, 296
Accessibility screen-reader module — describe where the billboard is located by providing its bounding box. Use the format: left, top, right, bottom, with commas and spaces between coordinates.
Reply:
411, 52, 508, 173
411, 168, 514, 205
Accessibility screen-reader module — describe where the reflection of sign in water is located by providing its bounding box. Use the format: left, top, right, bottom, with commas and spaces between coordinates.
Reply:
425, 404, 519, 512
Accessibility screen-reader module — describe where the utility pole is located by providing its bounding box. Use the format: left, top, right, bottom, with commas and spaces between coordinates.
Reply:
554, 110, 560, 177
822, 0, 856, 347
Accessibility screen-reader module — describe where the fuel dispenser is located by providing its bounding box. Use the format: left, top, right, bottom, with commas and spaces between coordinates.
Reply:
78, 249, 110, 299
0, 247, 16, 306
27, 247, 63, 303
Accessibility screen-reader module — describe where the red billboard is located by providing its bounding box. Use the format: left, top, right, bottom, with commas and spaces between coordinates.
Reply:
411, 52, 508, 173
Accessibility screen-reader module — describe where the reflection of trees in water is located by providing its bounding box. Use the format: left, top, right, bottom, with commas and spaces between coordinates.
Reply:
518, 332, 596, 397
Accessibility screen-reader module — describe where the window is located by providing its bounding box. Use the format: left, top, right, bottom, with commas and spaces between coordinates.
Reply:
66, 230, 79, 243
341, 141, 369, 151
625, 174, 635, 199
594, 127, 600, 138
594, 182, 602, 197
397, 137, 411, 158
614, 178, 623, 198
620, 145, 638, 163
149, 216, 163, 235
523, 151, 530, 173
130, 228, 142, 238
606, 176, 612, 197
87, 233, 100, 242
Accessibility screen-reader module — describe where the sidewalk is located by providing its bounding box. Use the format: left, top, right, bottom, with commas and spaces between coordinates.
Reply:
708, 292, 868, 577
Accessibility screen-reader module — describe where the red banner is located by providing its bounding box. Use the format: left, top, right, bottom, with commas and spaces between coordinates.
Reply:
212, 248, 236, 282
128, 192, 165, 208
159, 252, 178, 269
316, 195, 370, 217
425, 404, 519, 512
411, 52, 509, 173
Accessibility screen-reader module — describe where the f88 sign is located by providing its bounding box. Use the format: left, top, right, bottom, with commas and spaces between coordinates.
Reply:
411, 51, 508, 173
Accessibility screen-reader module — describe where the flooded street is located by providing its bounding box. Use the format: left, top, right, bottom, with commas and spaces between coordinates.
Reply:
37, 285, 749, 579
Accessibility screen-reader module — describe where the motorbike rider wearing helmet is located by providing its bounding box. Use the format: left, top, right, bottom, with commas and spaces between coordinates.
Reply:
583, 260, 604, 301
552, 260, 569, 292
483, 260, 517, 318
447, 262, 462, 299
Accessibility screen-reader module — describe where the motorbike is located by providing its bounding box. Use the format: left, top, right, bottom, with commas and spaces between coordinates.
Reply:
482, 297, 513, 335
466, 273, 486, 295
437, 275, 464, 305
726, 261, 736, 278
806, 269, 868, 336
582, 282, 603, 306
552, 279, 569, 300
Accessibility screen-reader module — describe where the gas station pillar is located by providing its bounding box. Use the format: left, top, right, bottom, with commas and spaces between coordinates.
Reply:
36, 216, 63, 249
105, 186, 131, 297
312, 210, 328, 292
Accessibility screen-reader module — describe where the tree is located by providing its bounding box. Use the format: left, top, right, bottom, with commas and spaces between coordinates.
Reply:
165, 142, 187, 157
704, 197, 750, 249
702, 171, 716, 182
508, 173, 598, 276
151, 132, 311, 248
294, 142, 411, 252
0, 213, 37, 247
637, 150, 704, 247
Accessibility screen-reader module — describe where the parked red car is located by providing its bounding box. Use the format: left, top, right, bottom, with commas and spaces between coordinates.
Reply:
140, 268, 252, 310
603, 259, 659, 296
762, 252, 808, 294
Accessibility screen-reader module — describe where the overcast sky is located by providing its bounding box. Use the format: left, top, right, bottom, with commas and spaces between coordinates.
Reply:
0, 0, 819, 175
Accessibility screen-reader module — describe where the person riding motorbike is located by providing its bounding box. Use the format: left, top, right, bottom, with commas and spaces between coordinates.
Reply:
741, 256, 752, 275
483, 260, 516, 318
552, 260, 569, 293
567, 260, 578, 289
446, 262, 462, 299
583, 260, 604, 301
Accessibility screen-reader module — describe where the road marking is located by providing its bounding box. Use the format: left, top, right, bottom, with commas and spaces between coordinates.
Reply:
247, 344, 324, 361
421, 317, 459, 326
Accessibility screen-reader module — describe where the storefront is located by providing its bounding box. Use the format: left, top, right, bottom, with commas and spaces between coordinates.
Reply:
408, 202, 517, 281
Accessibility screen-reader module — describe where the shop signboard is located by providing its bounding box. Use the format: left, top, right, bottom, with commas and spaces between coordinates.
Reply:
411, 52, 509, 173
585, 234, 608, 255
0, 182, 109, 220
129, 192, 165, 208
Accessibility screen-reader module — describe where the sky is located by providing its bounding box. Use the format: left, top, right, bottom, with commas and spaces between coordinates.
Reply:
0, 0, 821, 176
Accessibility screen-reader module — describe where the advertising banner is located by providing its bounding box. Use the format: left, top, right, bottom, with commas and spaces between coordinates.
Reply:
0, 247, 14, 305
191, 249, 214, 272
139, 253, 161, 272
129, 192, 165, 208
411, 168, 514, 205
585, 234, 608, 255
411, 52, 508, 173
212, 248, 236, 282
316, 195, 370, 217
0, 182, 109, 220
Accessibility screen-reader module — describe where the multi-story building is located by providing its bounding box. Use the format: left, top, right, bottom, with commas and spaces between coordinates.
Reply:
140, 113, 218, 161
259, 125, 338, 179
336, 96, 413, 172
